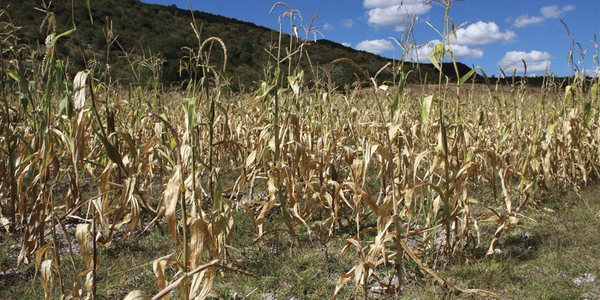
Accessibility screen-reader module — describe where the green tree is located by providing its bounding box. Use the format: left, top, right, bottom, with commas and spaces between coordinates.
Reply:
148, 36, 193, 84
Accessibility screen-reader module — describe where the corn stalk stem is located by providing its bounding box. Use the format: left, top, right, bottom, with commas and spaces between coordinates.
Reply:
439, 105, 452, 253
274, 82, 298, 243
180, 186, 189, 300
50, 195, 65, 295
92, 205, 97, 300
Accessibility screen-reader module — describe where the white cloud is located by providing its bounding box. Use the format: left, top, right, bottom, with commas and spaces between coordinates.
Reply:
364, 0, 431, 30
511, 5, 575, 27
401, 21, 510, 62
497, 51, 553, 74
513, 14, 544, 28
405, 40, 484, 62
541, 5, 575, 18
450, 21, 516, 46
341, 19, 355, 28
322, 23, 335, 30
356, 39, 395, 54
448, 44, 485, 60
584, 66, 600, 77
342, 42, 352, 47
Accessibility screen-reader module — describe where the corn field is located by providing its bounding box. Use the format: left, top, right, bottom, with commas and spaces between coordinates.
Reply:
0, 2, 599, 299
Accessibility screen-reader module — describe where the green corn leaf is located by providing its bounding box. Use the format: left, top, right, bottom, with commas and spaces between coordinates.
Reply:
390, 72, 405, 117
479, 67, 491, 89
422, 95, 434, 128
583, 102, 592, 126
57, 97, 67, 119
451, 19, 458, 40
477, 107, 485, 127
428, 44, 446, 72
55, 28, 76, 40
2, 67, 25, 84
459, 67, 480, 86
565, 85, 572, 103
86, 0, 93, 24
183, 98, 196, 134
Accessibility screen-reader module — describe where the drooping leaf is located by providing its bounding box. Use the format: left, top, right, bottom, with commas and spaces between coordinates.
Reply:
164, 166, 182, 246
459, 66, 479, 86
76, 224, 91, 269
73, 70, 89, 111
422, 95, 434, 128
122, 290, 151, 300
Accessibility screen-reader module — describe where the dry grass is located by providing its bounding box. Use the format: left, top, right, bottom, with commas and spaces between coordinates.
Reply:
0, 1, 599, 300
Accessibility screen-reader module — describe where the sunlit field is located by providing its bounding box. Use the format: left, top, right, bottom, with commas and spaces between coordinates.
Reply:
0, 1, 599, 299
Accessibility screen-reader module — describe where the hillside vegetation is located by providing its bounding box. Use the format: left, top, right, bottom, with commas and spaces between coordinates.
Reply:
0, 0, 477, 90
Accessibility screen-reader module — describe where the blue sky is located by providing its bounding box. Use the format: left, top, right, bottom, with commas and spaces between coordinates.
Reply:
141, 0, 599, 77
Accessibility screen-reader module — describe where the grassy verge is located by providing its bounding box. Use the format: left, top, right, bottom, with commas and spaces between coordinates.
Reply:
403, 184, 600, 300
2, 183, 598, 299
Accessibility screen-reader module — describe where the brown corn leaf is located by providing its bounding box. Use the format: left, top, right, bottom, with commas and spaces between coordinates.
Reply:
246, 150, 257, 168
85, 269, 93, 293
164, 166, 182, 246
153, 259, 169, 300
194, 267, 216, 300
188, 217, 209, 269
371, 144, 393, 162
73, 70, 89, 110
112, 131, 139, 167
180, 144, 192, 170
152, 260, 220, 300
332, 266, 355, 300
486, 223, 506, 256
123, 290, 152, 300
255, 170, 277, 236
40, 259, 54, 300
499, 167, 513, 212
362, 192, 379, 214
76, 224, 91, 269
92, 198, 111, 240
350, 159, 363, 184
33, 242, 52, 286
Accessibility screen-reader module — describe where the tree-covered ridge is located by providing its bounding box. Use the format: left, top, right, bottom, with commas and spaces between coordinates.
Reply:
1, 0, 472, 89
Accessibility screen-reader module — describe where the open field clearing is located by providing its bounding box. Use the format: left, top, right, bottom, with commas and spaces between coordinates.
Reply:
0, 1, 599, 299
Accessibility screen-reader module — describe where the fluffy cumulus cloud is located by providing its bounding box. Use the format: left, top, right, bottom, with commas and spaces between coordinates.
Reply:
497, 51, 553, 74
342, 42, 352, 47
450, 21, 516, 46
364, 0, 431, 31
405, 40, 484, 62
512, 5, 575, 27
356, 39, 395, 54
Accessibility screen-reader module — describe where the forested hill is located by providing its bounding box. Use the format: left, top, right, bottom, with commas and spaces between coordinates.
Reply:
0, 0, 473, 89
